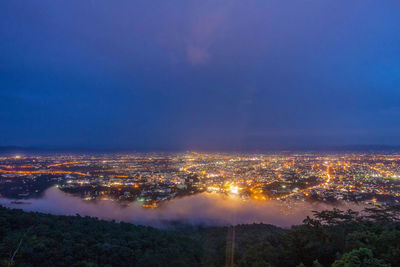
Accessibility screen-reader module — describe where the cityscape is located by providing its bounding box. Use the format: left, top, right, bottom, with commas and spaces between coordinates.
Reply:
1, 152, 399, 209
2, 0, 400, 265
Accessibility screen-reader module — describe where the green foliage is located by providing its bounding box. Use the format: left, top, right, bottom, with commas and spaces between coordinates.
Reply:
0, 206, 201, 266
332, 248, 389, 267
0, 205, 399, 266
312, 259, 323, 267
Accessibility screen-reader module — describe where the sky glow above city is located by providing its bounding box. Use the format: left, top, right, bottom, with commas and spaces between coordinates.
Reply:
1, 0, 400, 150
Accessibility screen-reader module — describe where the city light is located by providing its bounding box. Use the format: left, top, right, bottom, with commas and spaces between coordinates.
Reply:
0, 152, 399, 208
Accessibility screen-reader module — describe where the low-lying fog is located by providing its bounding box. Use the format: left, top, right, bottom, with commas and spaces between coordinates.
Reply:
0, 187, 364, 228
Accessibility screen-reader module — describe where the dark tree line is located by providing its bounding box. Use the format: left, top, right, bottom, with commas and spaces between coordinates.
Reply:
1, 205, 400, 266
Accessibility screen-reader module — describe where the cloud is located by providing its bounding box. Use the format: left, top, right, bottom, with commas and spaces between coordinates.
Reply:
183, 2, 232, 66
186, 45, 211, 66
0, 187, 365, 228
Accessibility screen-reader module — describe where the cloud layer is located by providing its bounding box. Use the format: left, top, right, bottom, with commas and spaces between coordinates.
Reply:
0, 187, 364, 228
1, 0, 400, 149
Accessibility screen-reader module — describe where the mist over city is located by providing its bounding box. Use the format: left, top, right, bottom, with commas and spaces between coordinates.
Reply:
1, 1, 400, 266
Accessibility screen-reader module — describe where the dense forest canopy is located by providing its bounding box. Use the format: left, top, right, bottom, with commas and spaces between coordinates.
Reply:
1, 205, 400, 266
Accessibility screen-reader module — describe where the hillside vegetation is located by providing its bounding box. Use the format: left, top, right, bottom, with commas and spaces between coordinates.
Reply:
1, 205, 400, 266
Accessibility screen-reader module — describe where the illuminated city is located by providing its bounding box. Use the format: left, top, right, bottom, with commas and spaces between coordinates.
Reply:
2, 0, 400, 265
1, 152, 399, 209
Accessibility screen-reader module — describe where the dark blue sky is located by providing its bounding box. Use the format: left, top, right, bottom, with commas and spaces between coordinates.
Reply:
1, 1, 400, 150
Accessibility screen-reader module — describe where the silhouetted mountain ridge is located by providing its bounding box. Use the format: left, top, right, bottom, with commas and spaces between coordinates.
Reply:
0, 144, 399, 154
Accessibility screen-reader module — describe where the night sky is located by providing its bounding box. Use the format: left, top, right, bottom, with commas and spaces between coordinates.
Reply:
1, 1, 400, 151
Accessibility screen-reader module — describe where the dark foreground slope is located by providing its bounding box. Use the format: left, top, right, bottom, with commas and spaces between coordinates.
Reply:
0, 206, 400, 267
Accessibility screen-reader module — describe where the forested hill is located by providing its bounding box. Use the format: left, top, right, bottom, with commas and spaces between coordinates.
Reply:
1, 205, 400, 266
